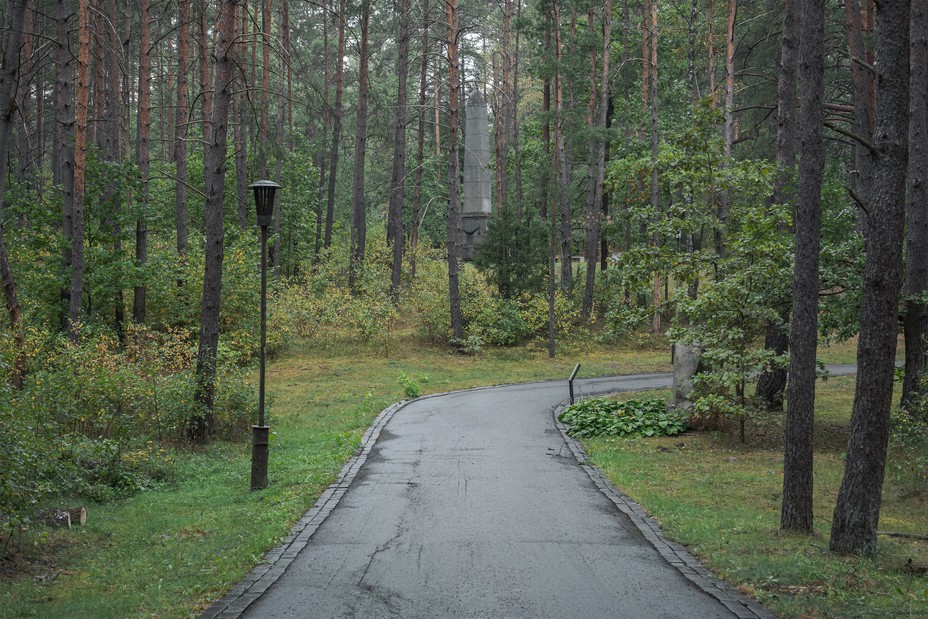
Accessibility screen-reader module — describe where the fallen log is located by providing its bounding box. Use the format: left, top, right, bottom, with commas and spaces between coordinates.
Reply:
67, 506, 87, 526
35, 509, 70, 528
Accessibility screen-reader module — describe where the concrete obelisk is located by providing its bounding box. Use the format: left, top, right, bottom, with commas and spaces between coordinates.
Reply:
462, 91, 492, 260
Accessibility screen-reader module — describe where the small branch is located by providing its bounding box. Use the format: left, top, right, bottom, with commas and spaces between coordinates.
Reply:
878, 531, 928, 541
824, 120, 879, 158
847, 187, 869, 216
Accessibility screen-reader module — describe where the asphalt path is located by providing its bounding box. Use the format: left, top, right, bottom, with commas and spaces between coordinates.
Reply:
213, 366, 857, 618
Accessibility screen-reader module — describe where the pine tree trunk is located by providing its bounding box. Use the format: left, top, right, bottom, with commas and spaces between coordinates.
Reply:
259, 0, 271, 177
55, 0, 75, 333
191, 0, 237, 443
446, 0, 463, 341
198, 0, 212, 140
134, 0, 151, 324
324, 0, 346, 249
755, 0, 800, 410
348, 0, 371, 292
902, 0, 928, 409
846, 0, 875, 225
315, 0, 330, 256
177, 0, 191, 253
781, 0, 826, 535
70, 0, 91, 341
234, 3, 249, 230
410, 0, 429, 279
831, 0, 911, 556
582, 0, 610, 320
388, 0, 410, 300
650, 0, 660, 334
0, 0, 29, 387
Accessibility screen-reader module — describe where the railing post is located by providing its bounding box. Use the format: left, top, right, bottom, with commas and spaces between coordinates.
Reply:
568, 363, 581, 404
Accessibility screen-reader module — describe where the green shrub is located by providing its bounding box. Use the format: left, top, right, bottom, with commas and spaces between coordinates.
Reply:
559, 397, 687, 438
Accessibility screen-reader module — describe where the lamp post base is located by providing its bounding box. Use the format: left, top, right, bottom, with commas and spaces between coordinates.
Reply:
250, 425, 270, 490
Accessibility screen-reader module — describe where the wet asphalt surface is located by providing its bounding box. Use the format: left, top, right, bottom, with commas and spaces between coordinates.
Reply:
233, 366, 856, 618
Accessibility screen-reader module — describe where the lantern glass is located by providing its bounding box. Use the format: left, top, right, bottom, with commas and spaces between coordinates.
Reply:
249, 180, 280, 227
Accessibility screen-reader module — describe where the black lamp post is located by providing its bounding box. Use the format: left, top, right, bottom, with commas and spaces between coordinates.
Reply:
249, 179, 279, 490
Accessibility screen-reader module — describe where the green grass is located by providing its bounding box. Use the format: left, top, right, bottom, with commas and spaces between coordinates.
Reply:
585, 376, 928, 619
1, 333, 669, 618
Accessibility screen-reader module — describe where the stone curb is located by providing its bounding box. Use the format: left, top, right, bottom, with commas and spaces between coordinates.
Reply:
554, 402, 779, 619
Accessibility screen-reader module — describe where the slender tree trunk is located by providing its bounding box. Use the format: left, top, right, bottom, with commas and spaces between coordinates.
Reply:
411, 0, 429, 279
348, 0, 372, 292
555, 5, 572, 294
55, 0, 75, 333
388, 0, 411, 300
177, 0, 191, 253
715, 0, 735, 259
781, 0, 826, 534
708, 0, 715, 105
446, 0, 463, 341
756, 0, 800, 410
0, 0, 29, 387
831, 0, 911, 556
191, 0, 237, 443
134, 0, 151, 324
198, 0, 212, 140
902, 0, 928, 408
315, 0, 330, 256
69, 0, 91, 341
259, 0, 271, 177
233, 3, 248, 230
650, 0, 660, 334
324, 0, 346, 248
847, 0, 876, 225
582, 0, 610, 320
512, 0, 523, 218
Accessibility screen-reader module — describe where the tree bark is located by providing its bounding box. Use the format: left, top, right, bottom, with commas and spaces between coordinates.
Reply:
234, 2, 248, 230
446, 0, 463, 341
555, 4, 571, 294
259, 0, 271, 177
756, 0, 800, 410
324, 0, 346, 249
846, 0, 876, 228
650, 0, 660, 334
0, 0, 29, 387
348, 0, 372, 292
781, 0, 826, 535
69, 0, 91, 341
582, 0, 611, 320
177, 0, 191, 252
55, 0, 75, 333
831, 0, 911, 556
411, 0, 429, 280
134, 0, 151, 324
198, 0, 212, 141
191, 0, 237, 443
314, 0, 330, 256
388, 0, 411, 301
902, 0, 928, 408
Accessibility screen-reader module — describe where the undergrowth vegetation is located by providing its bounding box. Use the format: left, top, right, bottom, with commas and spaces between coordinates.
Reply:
559, 397, 687, 438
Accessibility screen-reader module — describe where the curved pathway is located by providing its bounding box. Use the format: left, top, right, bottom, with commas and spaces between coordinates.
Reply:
205, 367, 856, 618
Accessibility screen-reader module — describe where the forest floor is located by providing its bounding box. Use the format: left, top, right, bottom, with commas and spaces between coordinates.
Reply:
1, 333, 920, 619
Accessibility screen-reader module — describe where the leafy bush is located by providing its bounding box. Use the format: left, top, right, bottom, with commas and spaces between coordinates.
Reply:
559, 397, 687, 438
398, 372, 420, 398
890, 408, 928, 497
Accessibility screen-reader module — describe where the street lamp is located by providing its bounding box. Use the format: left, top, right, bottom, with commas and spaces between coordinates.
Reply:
249, 179, 279, 490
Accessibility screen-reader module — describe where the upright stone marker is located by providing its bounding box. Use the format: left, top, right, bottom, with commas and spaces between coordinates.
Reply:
462, 91, 491, 260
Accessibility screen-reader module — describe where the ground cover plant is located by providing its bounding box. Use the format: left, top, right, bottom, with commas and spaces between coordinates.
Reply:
559, 397, 687, 438
584, 378, 928, 618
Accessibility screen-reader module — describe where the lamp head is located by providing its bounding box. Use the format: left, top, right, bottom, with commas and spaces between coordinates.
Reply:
249, 180, 280, 227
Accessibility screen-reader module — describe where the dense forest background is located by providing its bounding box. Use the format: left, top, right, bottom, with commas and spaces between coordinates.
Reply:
0, 0, 925, 559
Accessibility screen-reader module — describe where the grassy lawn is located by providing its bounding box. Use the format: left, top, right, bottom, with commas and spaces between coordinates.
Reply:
587, 377, 928, 618
1, 333, 668, 619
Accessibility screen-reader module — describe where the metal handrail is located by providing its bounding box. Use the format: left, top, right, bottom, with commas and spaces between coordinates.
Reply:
568, 363, 581, 404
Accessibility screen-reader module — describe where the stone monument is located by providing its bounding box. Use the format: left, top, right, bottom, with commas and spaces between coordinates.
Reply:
462, 91, 492, 260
